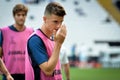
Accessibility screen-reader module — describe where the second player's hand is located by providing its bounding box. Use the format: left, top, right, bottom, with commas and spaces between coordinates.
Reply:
6, 74, 14, 80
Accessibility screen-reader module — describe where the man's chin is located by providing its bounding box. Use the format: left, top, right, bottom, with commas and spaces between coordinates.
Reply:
18, 23, 24, 26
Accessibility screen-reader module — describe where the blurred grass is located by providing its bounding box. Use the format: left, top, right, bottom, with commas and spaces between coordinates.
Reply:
0, 75, 1, 80
0, 67, 120, 80
62, 67, 120, 80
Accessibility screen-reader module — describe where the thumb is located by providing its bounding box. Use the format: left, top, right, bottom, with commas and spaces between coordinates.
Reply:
52, 30, 57, 40
53, 30, 57, 36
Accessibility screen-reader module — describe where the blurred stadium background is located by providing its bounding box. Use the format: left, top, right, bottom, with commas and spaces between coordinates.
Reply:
0, 0, 120, 80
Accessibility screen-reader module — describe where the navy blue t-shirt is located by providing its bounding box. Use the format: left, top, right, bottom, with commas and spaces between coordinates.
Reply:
28, 34, 48, 66
27, 30, 48, 80
0, 31, 2, 47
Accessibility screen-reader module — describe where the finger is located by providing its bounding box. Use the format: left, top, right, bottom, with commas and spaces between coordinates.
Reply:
52, 30, 57, 40
61, 24, 67, 36
53, 30, 57, 36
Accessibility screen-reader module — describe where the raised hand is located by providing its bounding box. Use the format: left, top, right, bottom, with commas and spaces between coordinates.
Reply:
54, 24, 67, 44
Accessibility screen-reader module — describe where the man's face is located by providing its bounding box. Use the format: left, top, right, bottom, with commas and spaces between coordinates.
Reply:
44, 14, 64, 33
14, 11, 26, 26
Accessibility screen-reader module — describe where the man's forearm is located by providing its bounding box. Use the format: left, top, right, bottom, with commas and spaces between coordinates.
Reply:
39, 43, 62, 76
47, 43, 62, 70
0, 58, 10, 76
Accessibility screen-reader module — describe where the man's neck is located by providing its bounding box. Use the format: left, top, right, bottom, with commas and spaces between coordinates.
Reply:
13, 24, 25, 31
41, 24, 52, 38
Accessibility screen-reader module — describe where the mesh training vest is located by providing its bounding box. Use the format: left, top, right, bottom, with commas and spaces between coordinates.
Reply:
25, 30, 62, 80
1, 26, 33, 74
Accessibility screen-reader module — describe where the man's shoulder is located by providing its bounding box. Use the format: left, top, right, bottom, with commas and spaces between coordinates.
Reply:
1, 26, 9, 30
29, 34, 42, 43
25, 27, 34, 31
0, 26, 10, 33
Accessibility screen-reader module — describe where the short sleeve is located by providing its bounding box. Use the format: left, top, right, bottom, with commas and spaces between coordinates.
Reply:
28, 34, 48, 66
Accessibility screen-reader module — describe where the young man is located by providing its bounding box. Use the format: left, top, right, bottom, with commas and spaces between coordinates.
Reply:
60, 47, 70, 80
0, 58, 14, 80
25, 2, 67, 80
0, 4, 33, 80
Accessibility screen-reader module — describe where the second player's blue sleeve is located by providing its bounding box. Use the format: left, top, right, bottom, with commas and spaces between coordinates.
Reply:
0, 31, 3, 47
28, 34, 48, 65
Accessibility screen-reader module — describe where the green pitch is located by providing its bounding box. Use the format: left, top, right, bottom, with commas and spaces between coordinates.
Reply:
62, 67, 120, 80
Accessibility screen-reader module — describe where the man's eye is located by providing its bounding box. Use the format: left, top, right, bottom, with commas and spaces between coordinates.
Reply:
22, 14, 26, 16
54, 21, 58, 24
17, 14, 25, 16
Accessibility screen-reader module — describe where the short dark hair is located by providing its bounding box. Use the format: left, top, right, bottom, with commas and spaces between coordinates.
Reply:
13, 4, 28, 16
44, 2, 66, 17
